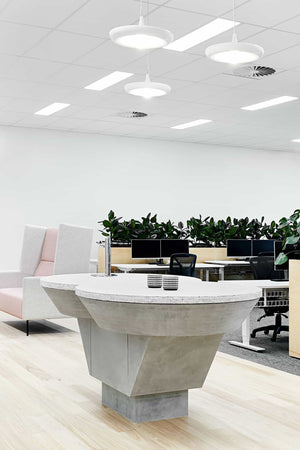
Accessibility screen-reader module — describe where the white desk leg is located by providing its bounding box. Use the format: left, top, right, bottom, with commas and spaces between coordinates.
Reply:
229, 316, 265, 352
219, 267, 224, 281
205, 269, 210, 282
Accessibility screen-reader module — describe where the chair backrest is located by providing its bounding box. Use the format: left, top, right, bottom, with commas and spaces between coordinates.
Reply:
20, 223, 94, 277
170, 253, 197, 277
249, 255, 284, 280
53, 223, 94, 275
20, 225, 47, 275
34, 228, 58, 276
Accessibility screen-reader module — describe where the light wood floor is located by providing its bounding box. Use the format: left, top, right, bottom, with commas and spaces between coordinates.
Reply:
1, 313, 300, 450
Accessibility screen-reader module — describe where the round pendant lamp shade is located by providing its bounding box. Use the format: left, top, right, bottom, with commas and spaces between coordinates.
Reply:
110, 16, 173, 50
125, 74, 171, 99
205, 40, 264, 65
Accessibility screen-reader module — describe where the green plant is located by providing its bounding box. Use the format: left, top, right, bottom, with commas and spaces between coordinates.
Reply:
98, 210, 300, 251
186, 215, 267, 247
275, 210, 300, 266
98, 211, 187, 244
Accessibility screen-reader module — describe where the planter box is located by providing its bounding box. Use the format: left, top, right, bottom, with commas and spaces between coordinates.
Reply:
98, 246, 228, 273
289, 260, 300, 359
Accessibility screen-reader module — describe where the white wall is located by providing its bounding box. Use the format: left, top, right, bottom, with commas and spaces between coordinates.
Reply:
0, 125, 299, 269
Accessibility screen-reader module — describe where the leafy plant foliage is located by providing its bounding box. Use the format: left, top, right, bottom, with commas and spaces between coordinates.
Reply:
98, 210, 297, 249
99, 211, 187, 244
274, 209, 300, 265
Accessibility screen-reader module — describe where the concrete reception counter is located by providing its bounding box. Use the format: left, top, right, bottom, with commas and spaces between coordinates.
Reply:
41, 273, 260, 423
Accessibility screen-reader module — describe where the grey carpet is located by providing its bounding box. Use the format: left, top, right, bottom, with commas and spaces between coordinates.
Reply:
220, 309, 300, 376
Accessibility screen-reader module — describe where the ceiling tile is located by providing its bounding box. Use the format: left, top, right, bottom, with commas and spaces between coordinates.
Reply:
0, 22, 49, 55
166, 0, 248, 16
74, 40, 144, 70
0, 54, 19, 77
260, 44, 300, 71
275, 15, 300, 34
4, 57, 67, 82
169, 82, 230, 103
124, 50, 200, 77
205, 73, 250, 88
147, 7, 212, 39
25, 30, 102, 63
0, 110, 27, 124
246, 29, 300, 57
3, 97, 56, 113
223, 0, 300, 27
0, 0, 87, 28
66, 105, 116, 120
15, 115, 59, 127
65, 119, 117, 133
0, 79, 76, 101
164, 57, 221, 82
49, 65, 109, 88
59, 0, 157, 38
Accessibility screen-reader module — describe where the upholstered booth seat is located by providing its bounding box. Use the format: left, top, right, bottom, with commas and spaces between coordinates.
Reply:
0, 288, 23, 318
0, 223, 94, 334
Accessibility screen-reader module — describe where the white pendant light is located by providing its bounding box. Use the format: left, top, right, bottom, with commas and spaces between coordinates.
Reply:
110, 0, 173, 50
205, 0, 264, 65
125, 73, 171, 99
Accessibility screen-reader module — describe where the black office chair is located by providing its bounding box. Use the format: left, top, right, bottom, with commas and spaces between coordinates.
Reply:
169, 253, 197, 277
249, 255, 287, 342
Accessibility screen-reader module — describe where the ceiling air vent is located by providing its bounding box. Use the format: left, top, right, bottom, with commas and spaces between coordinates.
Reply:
232, 65, 276, 79
117, 111, 148, 119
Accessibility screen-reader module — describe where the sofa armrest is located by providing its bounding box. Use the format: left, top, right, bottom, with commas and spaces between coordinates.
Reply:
22, 277, 66, 320
0, 271, 24, 288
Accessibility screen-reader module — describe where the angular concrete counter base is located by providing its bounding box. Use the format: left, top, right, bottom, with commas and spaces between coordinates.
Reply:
102, 383, 188, 423
41, 274, 261, 424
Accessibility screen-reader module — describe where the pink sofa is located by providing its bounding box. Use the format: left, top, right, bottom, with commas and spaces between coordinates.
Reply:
0, 224, 93, 335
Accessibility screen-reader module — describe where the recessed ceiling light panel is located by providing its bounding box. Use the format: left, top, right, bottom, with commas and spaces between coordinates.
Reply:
35, 102, 70, 116
165, 18, 238, 52
242, 96, 298, 111
171, 119, 212, 130
292, 138, 300, 143
85, 71, 133, 91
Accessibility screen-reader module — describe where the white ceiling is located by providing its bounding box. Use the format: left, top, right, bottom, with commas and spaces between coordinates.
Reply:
0, 0, 300, 152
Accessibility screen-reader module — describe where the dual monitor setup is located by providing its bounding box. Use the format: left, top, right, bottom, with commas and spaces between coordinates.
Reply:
131, 239, 189, 262
227, 239, 300, 270
131, 238, 300, 271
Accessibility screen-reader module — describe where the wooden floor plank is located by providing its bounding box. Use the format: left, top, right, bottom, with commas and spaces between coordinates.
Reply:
1, 313, 300, 450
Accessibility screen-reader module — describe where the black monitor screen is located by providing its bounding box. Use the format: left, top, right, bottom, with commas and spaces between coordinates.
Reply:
252, 240, 275, 256
160, 239, 189, 258
131, 239, 161, 259
274, 241, 300, 270
227, 239, 252, 257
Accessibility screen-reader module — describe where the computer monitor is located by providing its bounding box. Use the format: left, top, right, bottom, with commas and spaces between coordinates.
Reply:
274, 241, 300, 271
131, 239, 161, 259
160, 239, 189, 258
227, 239, 252, 257
252, 239, 275, 256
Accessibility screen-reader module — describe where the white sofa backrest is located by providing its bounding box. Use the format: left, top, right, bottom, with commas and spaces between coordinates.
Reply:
20, 225, 47, 275
53, 223, 93, 275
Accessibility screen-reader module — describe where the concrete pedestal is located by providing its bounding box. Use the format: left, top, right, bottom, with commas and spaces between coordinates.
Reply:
102, 384, 188, 423
41, 273, 261, 424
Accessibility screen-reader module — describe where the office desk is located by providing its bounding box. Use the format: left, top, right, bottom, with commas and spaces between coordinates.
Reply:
41, 273, 260, 423
205, 260, 250, 266
219, 280, 289, 352
112, 263, 225, 281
